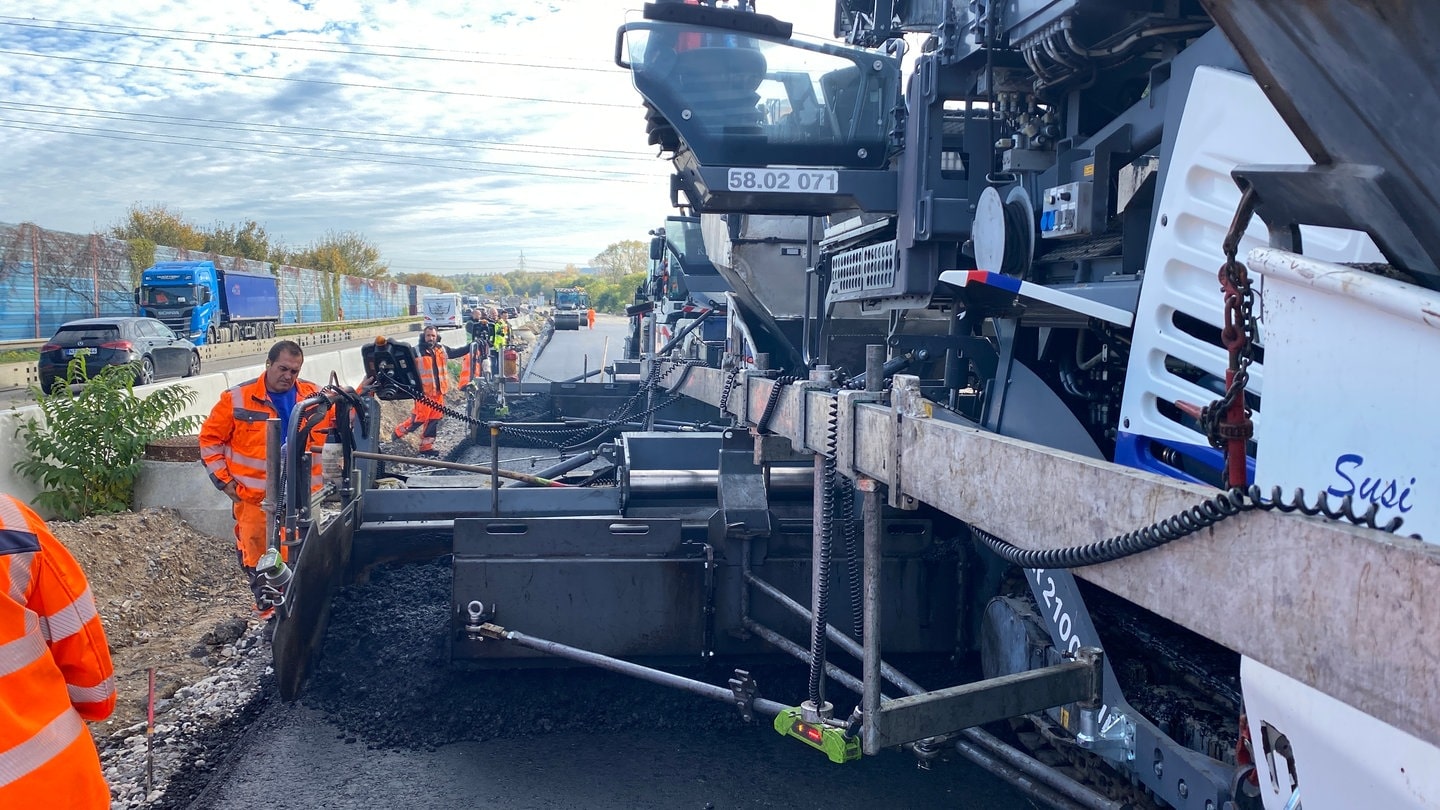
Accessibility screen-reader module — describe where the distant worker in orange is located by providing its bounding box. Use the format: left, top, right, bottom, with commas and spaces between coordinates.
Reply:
0, 493, 116, 808
587, 306, 596, 329
393, 326, 478, 453
200, 340, 332, 614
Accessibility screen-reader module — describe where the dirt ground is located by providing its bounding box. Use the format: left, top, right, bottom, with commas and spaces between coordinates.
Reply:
50, 508, 255, 737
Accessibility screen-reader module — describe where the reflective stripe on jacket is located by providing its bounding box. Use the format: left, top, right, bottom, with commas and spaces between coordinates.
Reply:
198, 376, 330, 504
0, 494, 114, 808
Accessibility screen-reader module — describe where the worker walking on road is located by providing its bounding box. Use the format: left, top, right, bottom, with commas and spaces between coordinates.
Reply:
0, 493, 116, 809
587, 306, 596, 329
200, 340, 331, 615
394, 326, 478, 453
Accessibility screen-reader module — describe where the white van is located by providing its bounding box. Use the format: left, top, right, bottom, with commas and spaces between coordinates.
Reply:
422, 293, 463, 329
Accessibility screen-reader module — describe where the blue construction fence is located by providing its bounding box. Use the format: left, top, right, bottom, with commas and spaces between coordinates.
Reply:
0, 222, 440, 341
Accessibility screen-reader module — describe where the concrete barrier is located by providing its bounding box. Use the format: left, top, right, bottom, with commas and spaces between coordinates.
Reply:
134, 460, 234, 540
2, 342, 367, 526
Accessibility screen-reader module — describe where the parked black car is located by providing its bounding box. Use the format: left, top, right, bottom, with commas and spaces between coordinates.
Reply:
38, 316, 202, 391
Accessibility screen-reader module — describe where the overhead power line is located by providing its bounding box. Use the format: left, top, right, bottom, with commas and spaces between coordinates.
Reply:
0, 18, 618, 73
0, 101, 657, 163
0, 119, 658, 183
0, 48, 638, 109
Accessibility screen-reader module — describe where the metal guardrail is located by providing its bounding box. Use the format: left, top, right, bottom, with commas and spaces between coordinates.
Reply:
0, 317, 422, 392
0, 316, 418, 354
0, 338, 47, 352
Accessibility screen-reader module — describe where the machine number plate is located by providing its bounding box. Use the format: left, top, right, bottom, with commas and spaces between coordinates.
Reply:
64, 348, 92, 358
727, 168, 838, 194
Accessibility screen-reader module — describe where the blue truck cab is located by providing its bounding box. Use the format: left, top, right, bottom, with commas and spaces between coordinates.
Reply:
136, 261, 281, 346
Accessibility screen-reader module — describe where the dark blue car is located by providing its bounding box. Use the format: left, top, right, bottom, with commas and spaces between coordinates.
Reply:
38, 316, 201, 392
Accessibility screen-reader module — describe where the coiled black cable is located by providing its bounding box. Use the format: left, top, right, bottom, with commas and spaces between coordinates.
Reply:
717, 366, 741, 419
756, 375, 798, 434
970, 485, 1409, 570
807, 396, 840, 705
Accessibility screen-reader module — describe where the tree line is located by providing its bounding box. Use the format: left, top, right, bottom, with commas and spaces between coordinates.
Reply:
111, 203, 390, 282
113, 204, 656, 313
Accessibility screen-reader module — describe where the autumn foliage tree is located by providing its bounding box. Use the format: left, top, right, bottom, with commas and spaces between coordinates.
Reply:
110, 204, 205, 251
281, 230, 390, 278
591, 240, 649, 279
393, 272, 457, 292
204, 219, 275, 263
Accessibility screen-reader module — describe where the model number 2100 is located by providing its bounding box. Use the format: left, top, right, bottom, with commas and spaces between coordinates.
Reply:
727, 168, 838, 194
1034, 569, 1084, 654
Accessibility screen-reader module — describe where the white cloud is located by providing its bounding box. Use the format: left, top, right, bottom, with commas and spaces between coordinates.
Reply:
0, 0, 837, 275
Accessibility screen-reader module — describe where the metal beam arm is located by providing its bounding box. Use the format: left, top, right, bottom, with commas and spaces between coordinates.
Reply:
874, 653, 1101, 750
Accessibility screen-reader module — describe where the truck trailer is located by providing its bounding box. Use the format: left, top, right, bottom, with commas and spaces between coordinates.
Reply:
136, 261, 279, 346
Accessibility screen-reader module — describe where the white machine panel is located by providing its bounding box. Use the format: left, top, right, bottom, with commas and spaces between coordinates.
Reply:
1249, 248, 1440, 542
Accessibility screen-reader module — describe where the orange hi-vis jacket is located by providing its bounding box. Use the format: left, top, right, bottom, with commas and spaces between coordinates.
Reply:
413, 341, 476, 414
417, 343, 451, 401
0, 494, 115, 808
199, 375, 330, 505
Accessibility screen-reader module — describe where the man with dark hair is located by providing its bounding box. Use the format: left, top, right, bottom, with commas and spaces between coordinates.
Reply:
199, 340, 331, 615
393, 326, 477, 453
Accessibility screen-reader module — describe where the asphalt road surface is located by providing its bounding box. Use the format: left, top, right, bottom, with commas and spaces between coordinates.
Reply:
524, 313, 630, 383
194, 705, 1037, 810
186, 557, 1039, 810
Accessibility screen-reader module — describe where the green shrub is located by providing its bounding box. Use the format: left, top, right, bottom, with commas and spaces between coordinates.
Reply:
14, 356, 201, 519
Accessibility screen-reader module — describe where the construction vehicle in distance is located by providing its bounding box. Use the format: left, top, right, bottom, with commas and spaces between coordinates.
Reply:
261, 3, 1440, 810
551, 286, 589, 330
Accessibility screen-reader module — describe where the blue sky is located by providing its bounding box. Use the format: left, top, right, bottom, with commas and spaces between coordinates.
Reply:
0, 1, 835, 276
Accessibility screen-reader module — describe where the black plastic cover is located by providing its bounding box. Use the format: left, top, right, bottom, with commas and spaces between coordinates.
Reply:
361, 339, 422, 400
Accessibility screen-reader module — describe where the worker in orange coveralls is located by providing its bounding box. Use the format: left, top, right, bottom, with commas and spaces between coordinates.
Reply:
0, 493, 116, 809
587, 307, 596, 329
392, 326, 477, 453
200, 340, 332, 615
